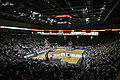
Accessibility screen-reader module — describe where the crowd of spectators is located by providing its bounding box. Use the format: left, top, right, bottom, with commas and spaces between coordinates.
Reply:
0, 31, 120, 80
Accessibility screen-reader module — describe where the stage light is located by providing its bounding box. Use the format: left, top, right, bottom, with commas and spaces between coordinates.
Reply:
33, 12, 39, 15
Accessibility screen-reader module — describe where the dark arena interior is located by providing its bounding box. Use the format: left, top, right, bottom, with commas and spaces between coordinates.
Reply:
0, 0, 120, 80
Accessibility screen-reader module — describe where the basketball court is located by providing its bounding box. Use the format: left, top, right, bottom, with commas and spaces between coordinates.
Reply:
32, 49, 84, 64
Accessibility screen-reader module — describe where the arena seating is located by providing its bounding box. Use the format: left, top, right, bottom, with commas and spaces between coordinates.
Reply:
0, 32, 120, 80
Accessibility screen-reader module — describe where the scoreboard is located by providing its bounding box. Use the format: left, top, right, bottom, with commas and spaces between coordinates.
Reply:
56, 15, 72, 27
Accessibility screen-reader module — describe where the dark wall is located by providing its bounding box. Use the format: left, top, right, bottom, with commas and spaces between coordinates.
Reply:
0, 19, 37, 28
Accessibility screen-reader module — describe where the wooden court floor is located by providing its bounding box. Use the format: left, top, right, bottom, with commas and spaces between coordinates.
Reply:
32, 49, 84, 64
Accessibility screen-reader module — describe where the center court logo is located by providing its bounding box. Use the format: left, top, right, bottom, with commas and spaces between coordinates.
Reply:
54, 53, 82, 58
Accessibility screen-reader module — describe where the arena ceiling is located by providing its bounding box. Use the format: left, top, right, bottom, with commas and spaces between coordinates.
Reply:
0, 0, 120, 29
